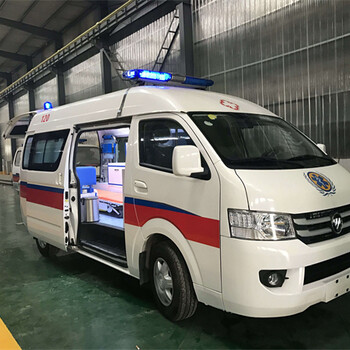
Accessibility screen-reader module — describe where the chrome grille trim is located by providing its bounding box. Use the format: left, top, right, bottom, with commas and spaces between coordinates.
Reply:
294, 216, 334, 226
292, 204, 350, 244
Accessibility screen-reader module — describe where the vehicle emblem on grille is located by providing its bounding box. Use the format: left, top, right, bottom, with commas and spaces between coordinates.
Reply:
331, 213, 343, 234
304, 171, 336, 196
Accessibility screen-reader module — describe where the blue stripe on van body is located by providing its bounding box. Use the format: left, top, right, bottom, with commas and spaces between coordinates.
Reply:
20, 182, 64, 210
25, 183, 64, 193
124, 197, 220, 248
124, 196, 198, 216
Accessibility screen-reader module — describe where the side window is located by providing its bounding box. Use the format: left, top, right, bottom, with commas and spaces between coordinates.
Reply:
14, 150, 22, 167
139, 119, 194, 172
23, 130, 69, 171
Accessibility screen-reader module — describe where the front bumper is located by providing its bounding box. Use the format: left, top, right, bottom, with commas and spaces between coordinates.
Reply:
221, 234, 350, 317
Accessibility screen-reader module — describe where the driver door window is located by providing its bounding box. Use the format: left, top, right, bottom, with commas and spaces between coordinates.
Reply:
139, 119, 194, 173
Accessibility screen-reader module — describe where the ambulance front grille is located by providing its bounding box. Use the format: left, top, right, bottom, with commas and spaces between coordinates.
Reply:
304, 252, 350, 284
292, 204, 350, 244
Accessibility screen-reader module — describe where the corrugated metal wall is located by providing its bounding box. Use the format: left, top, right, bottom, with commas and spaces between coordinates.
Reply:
13, 93, 29, 148
13, 93, 29, 116
34, 78, 58, 109
64, 54, 102, 104
109, 0, 349, 159
110, 10, 181, 91
193, 0, 350, 159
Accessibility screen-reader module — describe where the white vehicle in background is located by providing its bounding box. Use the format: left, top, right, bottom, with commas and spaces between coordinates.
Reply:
3, 111, 36, 191
3, 69, 350, 322
12, 146, 23, 192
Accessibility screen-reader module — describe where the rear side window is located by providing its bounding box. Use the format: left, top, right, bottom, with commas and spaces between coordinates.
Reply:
139, 119, 194, 172
23, 130, 69, 171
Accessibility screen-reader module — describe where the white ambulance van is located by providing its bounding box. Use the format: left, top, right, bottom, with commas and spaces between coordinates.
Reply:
5, 70, 350, 321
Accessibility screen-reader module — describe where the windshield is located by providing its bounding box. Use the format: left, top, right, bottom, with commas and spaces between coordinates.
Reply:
190, 113, 336, 170
76, 146, 100, 167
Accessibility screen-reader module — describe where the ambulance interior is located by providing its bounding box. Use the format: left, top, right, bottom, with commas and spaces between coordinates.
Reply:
74, 127, 129, 264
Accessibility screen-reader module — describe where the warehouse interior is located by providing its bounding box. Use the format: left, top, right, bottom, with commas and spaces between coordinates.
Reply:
0, 0, 350, 348
0, 0, 349, 172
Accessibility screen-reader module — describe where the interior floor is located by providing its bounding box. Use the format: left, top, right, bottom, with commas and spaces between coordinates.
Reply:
3, 184, 350, 349
98, 213, 124, 230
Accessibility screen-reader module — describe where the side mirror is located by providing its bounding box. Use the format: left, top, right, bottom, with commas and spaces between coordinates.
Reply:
172, 145, 204, 177
317, 143, 327, 154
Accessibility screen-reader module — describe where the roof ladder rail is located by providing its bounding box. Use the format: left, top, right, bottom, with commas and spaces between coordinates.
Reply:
101, 48, 132, 87
152, 10, 179, 72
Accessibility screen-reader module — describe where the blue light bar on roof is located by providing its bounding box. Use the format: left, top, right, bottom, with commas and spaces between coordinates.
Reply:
183, 76, 214, 87
123, 69, 172, 82
43, 101, 53, 110
123, 69, 214, 88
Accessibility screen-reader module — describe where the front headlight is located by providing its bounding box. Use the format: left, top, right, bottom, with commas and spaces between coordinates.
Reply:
228, 209, 296, 240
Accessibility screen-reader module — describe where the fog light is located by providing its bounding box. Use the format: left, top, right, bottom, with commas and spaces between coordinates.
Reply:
268, 273, 281, 286
259, 270, 287, 288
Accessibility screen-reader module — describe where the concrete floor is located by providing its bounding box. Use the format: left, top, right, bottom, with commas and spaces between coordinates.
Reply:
2, 184, 350, 349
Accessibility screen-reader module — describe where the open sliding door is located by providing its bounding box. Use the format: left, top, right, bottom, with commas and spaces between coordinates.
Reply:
21, 128, 73, 250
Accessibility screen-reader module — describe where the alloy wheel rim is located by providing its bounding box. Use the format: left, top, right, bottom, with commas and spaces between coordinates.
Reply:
153, 257, 173, 306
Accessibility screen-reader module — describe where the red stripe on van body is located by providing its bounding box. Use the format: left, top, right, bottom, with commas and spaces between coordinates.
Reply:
124, 198, 220, 248
26, 188, 63, 210
20, 182, 27, 199
20, 182, 64, 210
124, 202, 138, 226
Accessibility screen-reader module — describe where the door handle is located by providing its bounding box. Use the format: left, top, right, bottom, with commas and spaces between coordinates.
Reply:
134, 180, 148, 189
56, 172, 63, 186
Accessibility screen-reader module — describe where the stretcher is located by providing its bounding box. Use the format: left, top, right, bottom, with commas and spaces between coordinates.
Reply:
95, 188, 123, 218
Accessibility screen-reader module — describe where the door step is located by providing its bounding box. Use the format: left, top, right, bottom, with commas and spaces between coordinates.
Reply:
80, 240, 127, 268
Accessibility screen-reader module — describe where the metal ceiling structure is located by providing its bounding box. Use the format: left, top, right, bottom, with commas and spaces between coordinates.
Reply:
0, 0, 193, 162
0, 0, 191, 102
0, 1, 95, 76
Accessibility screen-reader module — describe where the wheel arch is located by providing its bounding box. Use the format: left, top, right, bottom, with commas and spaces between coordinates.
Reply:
138, 218, 203, 287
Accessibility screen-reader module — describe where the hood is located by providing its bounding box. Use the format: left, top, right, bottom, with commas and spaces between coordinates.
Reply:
236, 164, 350, 214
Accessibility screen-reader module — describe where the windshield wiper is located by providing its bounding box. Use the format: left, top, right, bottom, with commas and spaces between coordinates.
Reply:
226, 157, 303, 168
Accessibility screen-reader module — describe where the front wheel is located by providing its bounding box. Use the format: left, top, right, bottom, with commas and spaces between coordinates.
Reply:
35, 239, 59, 258
150, 241, 197, 321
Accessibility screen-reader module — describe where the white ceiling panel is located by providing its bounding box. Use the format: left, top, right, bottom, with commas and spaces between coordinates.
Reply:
51, 3, 89, 23
1, 31, 32, 51
2, 59, 19, 71
45, 17, 71, 31
0, 24, 11, 39
23, 1, 67, 26
0, 0, 37, 21
19, 38, 47, 55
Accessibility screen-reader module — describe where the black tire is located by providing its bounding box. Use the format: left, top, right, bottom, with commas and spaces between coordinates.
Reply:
150, 241, 197, 321
35, 239, 59, 258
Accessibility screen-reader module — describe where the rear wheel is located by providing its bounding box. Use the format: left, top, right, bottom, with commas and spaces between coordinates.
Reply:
150, 241, 197, 321
35, 239, 59, 258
